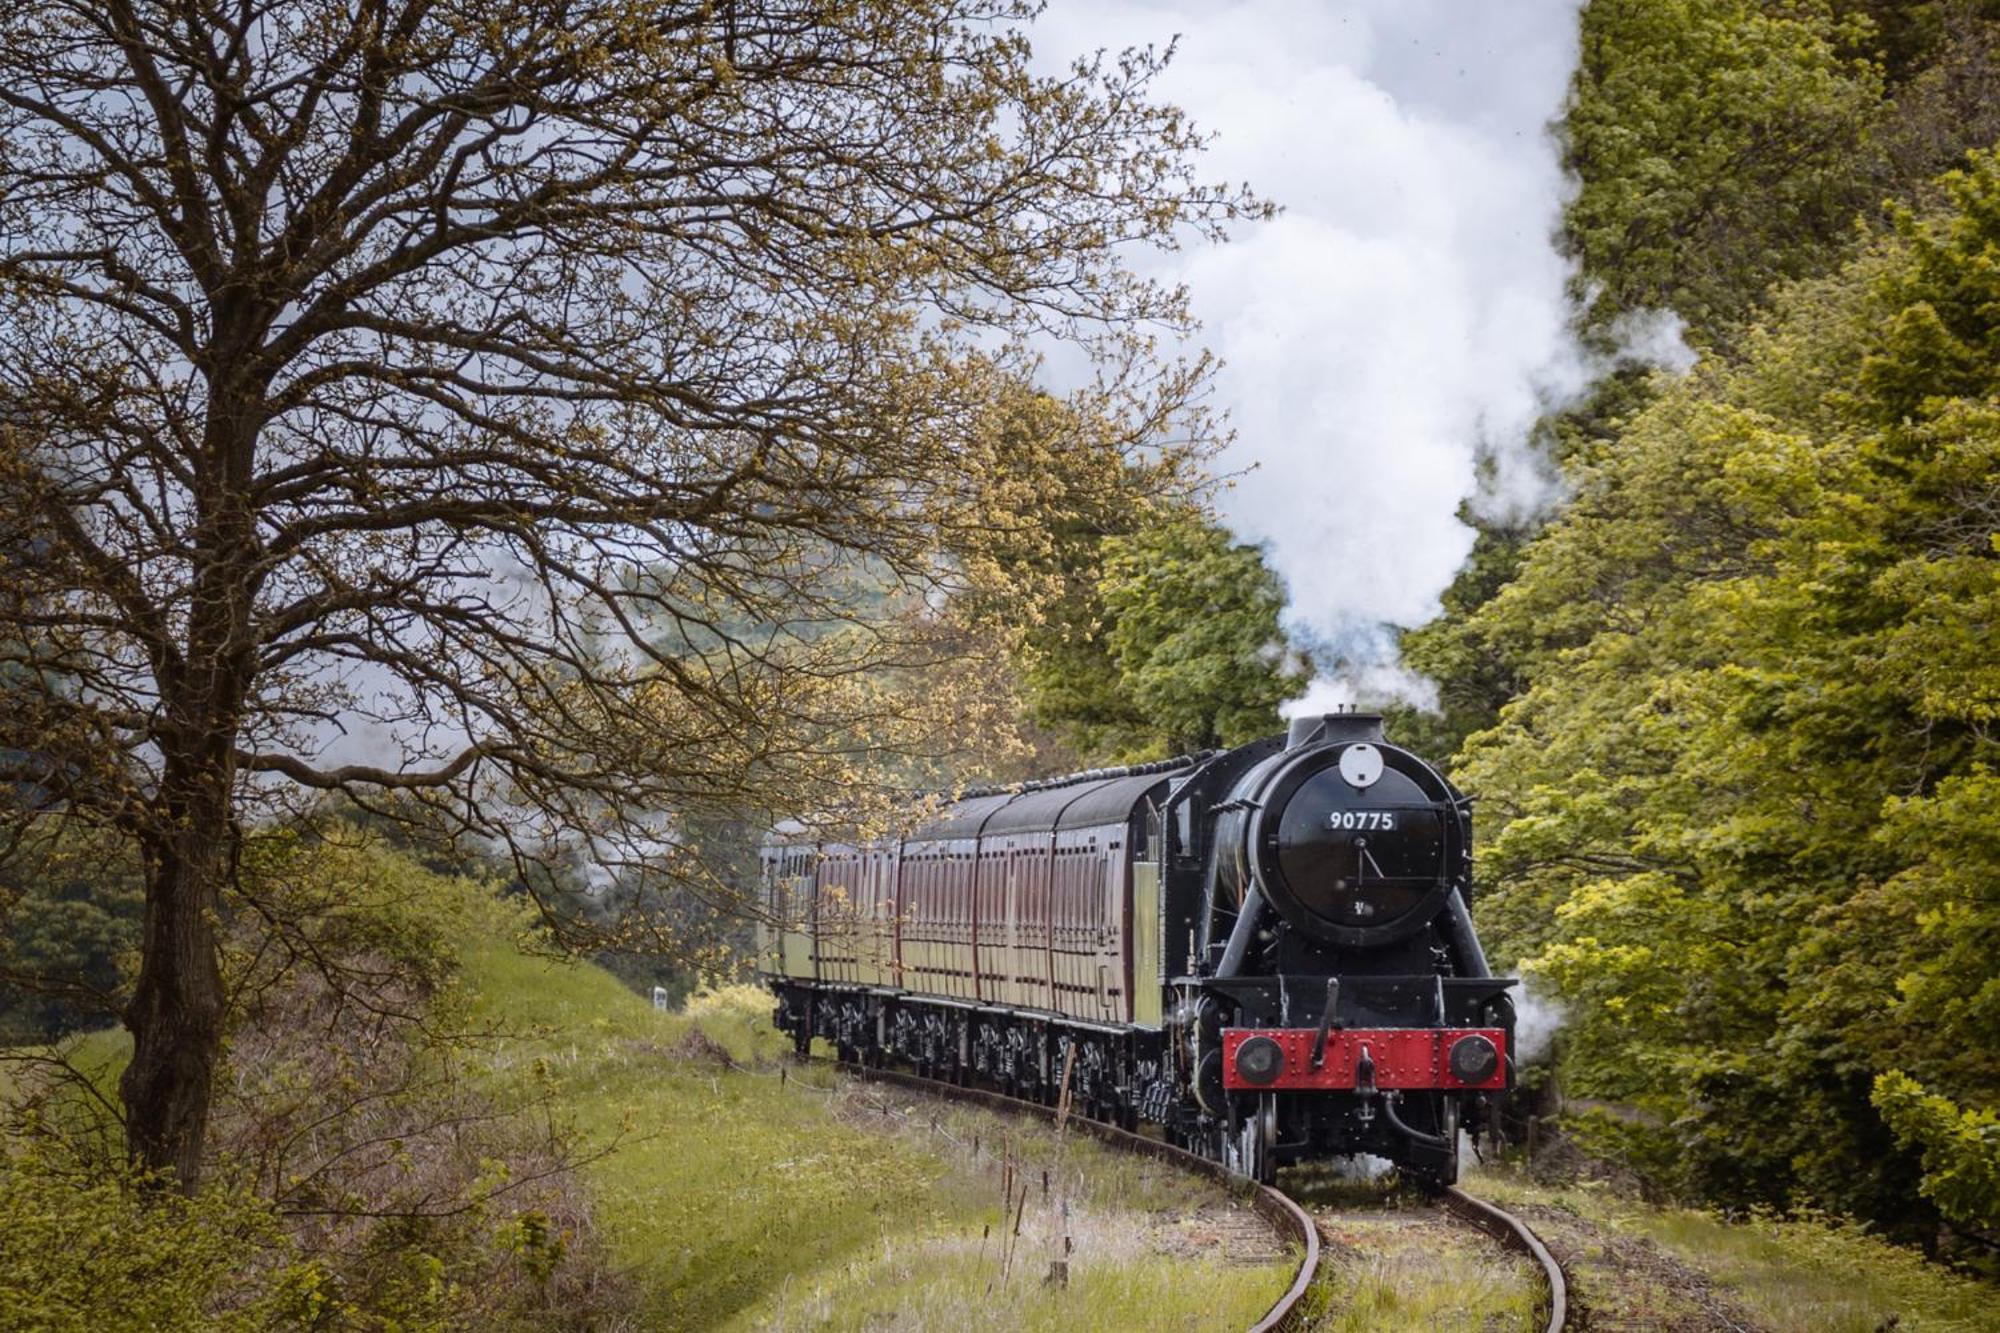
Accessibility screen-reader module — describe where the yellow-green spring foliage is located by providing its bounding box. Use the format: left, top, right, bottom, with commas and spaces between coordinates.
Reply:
1459, 149, 2000, 1242
0, 1143, 291, 1333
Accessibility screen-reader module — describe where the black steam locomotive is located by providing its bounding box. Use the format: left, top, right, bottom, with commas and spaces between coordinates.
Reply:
759, 712, 1514, 1184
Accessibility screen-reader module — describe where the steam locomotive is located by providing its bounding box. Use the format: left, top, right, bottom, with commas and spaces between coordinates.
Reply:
758, 712, 1514, 1184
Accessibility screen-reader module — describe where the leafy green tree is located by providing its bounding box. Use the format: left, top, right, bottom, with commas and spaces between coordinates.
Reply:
1566, 0, 2000, 348
1874, 1069, 2000, 1237
972, 390, 1195, 765
1422, 0, 2000, 781
1388, 513, 1531, 769
1564, 0, 1884, 340
1019, 503, 1303, 763
1835, 0, 2000, 83
1456, 151, 2000, 1241
1394, 0, 2000, 1242
1097, 513, 1307, 757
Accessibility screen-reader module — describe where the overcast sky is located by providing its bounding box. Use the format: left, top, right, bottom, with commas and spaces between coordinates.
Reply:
1036, 0, 1607, 708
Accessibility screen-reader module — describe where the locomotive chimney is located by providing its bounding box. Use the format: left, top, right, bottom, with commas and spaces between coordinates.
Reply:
1285, 710, 1386, 749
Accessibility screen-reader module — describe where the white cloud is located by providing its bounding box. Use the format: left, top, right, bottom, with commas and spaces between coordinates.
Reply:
1036, 1, 1598, 703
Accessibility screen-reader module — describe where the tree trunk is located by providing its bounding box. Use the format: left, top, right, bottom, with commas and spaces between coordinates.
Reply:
119, 761, 232, 1191
119, 348, 265, 1191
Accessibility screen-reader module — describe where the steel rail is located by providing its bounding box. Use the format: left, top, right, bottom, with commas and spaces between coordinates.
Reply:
829, 1060, 1321, 1333
1434, 1183, 1570, 1332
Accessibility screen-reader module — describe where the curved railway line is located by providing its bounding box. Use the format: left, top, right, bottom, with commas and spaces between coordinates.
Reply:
1435, 1184, 1569, 1333
826, 1056, 1568, 1332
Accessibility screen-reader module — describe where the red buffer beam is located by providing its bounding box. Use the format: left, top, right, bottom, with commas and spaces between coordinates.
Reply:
1221, 1027, 1508, 1092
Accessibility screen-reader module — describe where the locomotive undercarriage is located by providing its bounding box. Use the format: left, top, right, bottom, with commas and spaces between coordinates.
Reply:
771, 979, 1491, 1185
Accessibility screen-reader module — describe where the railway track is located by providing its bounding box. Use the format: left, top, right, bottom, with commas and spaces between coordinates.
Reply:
1435, 1183, 1569, 1333
825, 1057, 1567, 1332
1294, 1175, 1568, 1332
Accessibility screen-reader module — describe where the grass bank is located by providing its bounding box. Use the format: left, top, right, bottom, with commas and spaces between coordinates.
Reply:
1465, 1164, 1998, 1333
4, 850, 1292, 1331
451, 914, 1295, 1331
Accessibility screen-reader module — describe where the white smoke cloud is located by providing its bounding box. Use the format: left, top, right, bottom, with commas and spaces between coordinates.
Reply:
1330, 1152, 1396, 1182
1280, 661, 1437, 718
1036, 2, 1693, 706
1607, 307, 1699, 374
1511, 977, 1566, 1064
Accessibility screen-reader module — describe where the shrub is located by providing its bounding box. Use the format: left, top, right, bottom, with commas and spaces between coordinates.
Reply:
0, 1134, 295, 1332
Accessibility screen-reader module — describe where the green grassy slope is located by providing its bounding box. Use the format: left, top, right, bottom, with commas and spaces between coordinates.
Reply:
450, 916, 1292, 1331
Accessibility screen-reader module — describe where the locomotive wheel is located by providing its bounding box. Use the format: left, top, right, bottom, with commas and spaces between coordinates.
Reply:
1222, 1094, 1278, 1185
1431, 1097, 1462, 1185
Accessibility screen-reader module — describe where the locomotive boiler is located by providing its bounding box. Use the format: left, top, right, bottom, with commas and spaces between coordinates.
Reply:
758, 711, 1515, 1184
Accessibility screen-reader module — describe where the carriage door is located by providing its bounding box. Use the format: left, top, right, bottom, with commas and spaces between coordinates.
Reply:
1095, 831, 1122, 1023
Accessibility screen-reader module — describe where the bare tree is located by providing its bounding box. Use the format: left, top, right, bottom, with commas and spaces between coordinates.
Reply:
0, 0, 1253, 1188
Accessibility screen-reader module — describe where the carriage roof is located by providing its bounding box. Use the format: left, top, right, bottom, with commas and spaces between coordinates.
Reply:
919, 755, 1207, 840
765, 753, 1213, 849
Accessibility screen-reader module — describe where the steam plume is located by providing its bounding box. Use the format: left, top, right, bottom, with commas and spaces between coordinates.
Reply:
1038, 2, 1689, 704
